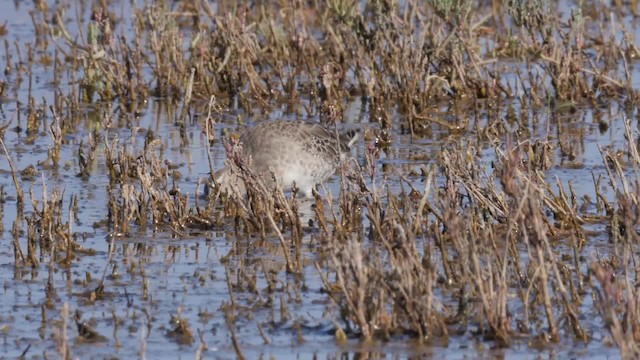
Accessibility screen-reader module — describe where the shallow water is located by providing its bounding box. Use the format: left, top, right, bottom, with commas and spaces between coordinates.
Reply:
0, 0, 636, 359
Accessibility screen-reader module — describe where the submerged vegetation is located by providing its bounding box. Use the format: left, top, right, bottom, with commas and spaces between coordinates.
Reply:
2, 0, 640, 358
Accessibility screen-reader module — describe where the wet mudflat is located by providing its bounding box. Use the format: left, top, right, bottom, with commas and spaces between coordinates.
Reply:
0, 0, 638, 359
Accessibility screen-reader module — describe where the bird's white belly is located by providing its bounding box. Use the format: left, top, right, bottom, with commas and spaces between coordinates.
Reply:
276, 159, 333, 196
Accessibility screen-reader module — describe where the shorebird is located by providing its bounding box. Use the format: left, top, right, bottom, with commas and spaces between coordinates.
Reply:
212, 120, 358, 198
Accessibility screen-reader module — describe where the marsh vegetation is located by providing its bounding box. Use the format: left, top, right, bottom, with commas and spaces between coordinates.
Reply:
0, 0, 639, 358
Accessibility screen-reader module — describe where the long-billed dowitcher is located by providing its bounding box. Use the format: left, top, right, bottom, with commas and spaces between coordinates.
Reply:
213, 120, 358, 198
